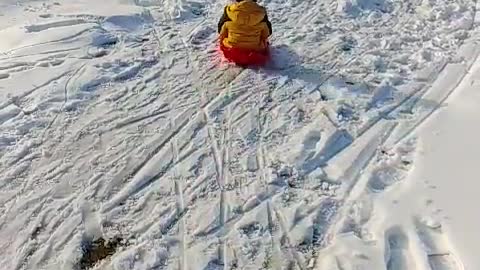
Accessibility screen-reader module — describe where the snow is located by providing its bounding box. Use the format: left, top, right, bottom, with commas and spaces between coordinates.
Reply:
402, 56, 480, 270
0, 0, 479, 269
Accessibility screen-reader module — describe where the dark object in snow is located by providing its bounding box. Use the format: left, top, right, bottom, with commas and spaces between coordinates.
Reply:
78, 236, 123, 270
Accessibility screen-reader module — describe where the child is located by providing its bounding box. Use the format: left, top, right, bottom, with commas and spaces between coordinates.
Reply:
217, 0, 272, 53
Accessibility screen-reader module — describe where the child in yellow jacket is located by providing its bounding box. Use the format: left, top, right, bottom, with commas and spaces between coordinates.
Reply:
217, 0, 272, 51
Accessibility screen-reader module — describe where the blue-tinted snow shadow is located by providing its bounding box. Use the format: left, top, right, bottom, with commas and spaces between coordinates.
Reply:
300, 130, 354, 175
265, 44, 330, 86
261, 44, 357, 174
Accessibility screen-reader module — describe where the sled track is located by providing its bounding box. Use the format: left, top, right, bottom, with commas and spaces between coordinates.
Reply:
254, 74, 308, 269
204, 108, 228, 266
221, 102, 233, 269
100, 108, 196, 212
197, 55, 239, 269
391, 52, 480, 147
171, 139, 187, 270
327, 123, 396, 236
0, 70, 71, 111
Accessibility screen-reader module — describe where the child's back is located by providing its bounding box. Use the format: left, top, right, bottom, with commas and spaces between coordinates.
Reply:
218, 0, 272, 51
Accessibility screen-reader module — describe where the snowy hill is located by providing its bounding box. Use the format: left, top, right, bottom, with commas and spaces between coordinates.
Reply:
0, 0, 479, 269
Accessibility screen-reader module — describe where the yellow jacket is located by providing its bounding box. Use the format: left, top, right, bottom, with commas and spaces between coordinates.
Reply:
218, 0, 272, 51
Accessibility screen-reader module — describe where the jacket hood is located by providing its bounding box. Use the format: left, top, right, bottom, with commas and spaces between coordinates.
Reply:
227, 0, 266, 26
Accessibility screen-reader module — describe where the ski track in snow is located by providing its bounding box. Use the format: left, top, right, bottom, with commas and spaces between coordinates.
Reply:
0, 0, 478, 269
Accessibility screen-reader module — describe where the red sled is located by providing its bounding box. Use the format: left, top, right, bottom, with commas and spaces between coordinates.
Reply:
219, 42, 270, 67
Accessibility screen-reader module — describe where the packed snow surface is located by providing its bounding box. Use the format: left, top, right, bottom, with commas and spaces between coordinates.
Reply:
0, 0, 479, 269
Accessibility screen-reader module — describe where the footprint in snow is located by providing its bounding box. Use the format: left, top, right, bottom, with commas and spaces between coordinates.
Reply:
415, 217, 463, 270
190, 26, 215, 45
384, 226, 415, 270
367, 165, 404, 193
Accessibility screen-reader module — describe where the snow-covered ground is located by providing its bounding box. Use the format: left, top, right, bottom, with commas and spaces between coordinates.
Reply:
0, 0, 479, 269
402, 54, 480, 270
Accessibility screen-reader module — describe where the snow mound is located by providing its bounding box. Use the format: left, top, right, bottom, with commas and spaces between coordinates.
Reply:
90, 30, 118, 47
337, 0, 393, 15
24, 18, 89, 33
135, 0, 206, 20
102, 11, 154, 31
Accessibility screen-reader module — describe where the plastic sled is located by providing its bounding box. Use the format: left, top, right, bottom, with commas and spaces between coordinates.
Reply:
219, 42, 270, 67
